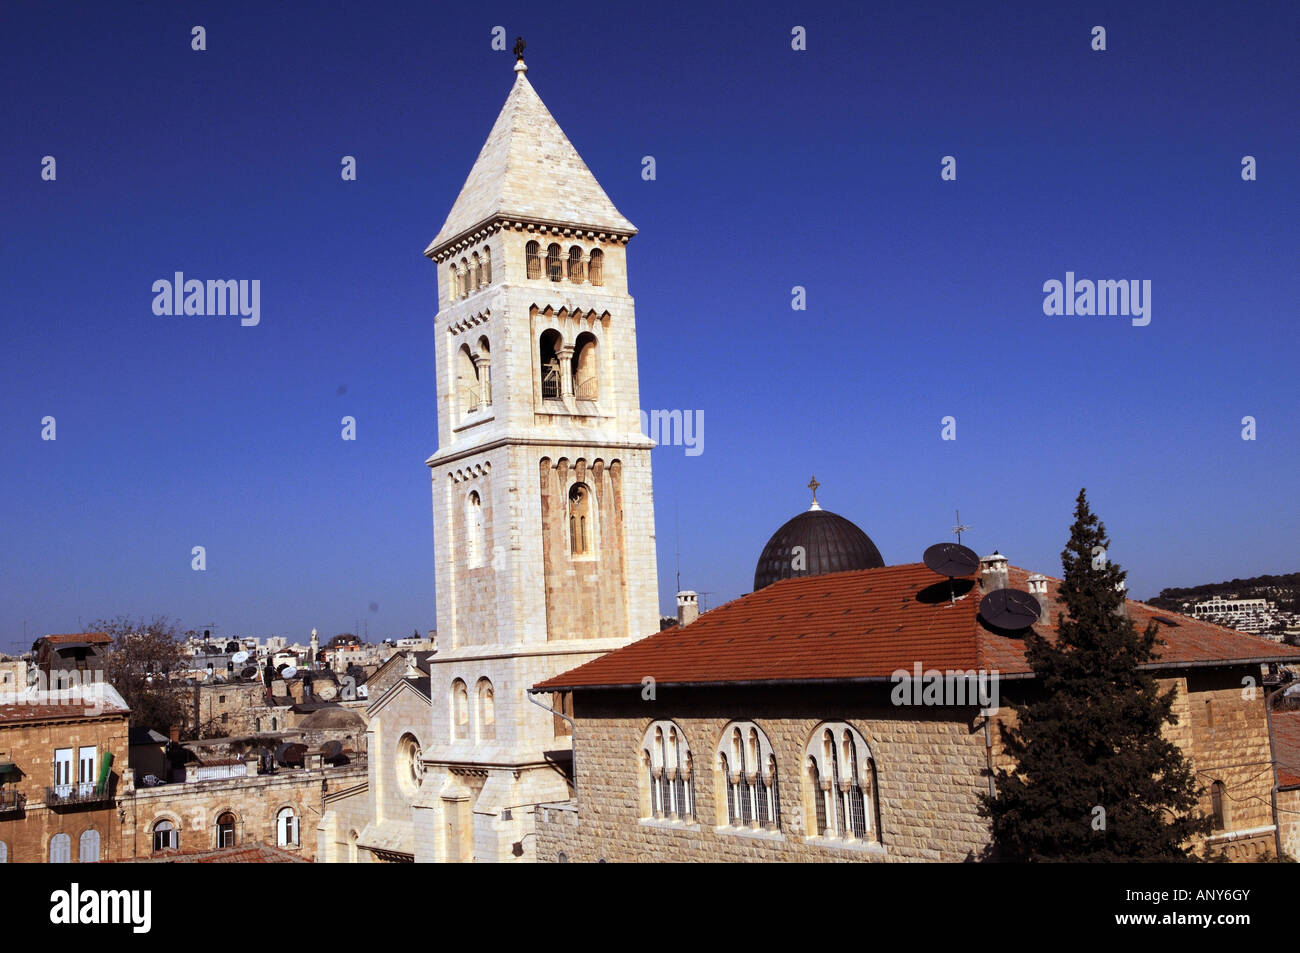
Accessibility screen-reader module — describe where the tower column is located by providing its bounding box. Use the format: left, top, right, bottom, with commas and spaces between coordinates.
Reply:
556, 345, 575, 399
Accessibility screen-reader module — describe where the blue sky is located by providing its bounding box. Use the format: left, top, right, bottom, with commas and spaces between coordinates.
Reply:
1, 0, 1296, 653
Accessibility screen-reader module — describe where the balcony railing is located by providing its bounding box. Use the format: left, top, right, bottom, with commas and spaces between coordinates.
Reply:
45, 780, 114, 809
0, 789, 25, 816
574, 377, 598, 401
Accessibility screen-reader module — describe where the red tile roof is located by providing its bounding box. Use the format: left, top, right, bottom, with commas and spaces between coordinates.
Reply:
42, 633, 112, 645
0, 702, 127, 722
1271, 710, 1300, 789
535, 563, 1300, 691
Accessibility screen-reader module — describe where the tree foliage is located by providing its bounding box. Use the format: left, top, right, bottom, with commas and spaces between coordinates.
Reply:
979, 490, 1211, 861
94, 615, 192, 732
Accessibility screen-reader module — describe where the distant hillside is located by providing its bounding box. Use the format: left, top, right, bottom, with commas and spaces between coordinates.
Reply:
1146, 573, 1300, 613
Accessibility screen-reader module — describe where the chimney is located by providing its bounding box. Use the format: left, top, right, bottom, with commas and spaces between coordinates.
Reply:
979, 552, 1009, 594
1026, 574, 1050, 625
676, 591, 699, 627
169, 724, 181, 743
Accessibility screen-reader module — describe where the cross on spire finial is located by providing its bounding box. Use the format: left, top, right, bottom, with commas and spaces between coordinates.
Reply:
808, 475, 821, 511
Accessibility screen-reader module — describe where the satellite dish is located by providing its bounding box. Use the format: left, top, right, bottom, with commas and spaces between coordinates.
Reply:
979, 589, 1041, 631
281, 666, 298, 679
923, 542, 979, 578
231, 650, 249, 664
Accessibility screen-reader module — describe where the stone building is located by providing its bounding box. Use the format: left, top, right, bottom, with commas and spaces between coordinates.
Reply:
530, 514, 1300, 862
408, 49, 659, 863
318, 651, 433, 862
0, 635, 131, 863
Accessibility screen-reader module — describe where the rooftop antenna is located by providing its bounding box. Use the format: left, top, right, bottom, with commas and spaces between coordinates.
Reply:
952, 510, 971, 545
676, 501, 686, 590
697, 591, 715, 612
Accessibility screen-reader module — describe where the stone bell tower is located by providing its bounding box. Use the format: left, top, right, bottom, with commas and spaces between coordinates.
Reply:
413, 47, 660, 862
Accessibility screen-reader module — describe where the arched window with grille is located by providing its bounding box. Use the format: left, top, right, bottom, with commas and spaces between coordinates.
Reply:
804, 722, 877, 843
49, 832, 71, 863
152, 818, 178, 852
276, 807, 299, 847
588, 247, 604, 285
78, 829, 100, 863
452, 679, 470, 741
539, 330, 562, 400
572, 332, 598, 401
457, 344, 480, 415
716, 721, 779, 831
526, 241, 541, 279
567, 245, 585, 283
641, 721, 694, 822
568, 483, 594, 557
477, 678, 496, 741
546, 243, 563, 281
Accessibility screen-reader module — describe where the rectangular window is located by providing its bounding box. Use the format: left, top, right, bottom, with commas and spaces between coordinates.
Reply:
78, 747, 97, 795
53, 748, 73, 793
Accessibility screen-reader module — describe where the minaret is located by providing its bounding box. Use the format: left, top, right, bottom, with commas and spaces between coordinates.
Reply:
415, 44, 660, 863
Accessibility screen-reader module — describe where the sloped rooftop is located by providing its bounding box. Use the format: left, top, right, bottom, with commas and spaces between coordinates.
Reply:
427, 64, 634, 254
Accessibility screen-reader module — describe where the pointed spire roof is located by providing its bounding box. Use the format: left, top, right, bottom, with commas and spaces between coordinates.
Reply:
427, 62, 635, 256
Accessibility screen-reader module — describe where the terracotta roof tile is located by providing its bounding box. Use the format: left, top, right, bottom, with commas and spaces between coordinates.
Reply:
43, 633, 111, 645
535, 563, 1300, 691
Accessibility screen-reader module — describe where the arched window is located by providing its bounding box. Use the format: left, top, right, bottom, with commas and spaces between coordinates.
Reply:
216, 811, 236, 848
804, 723, 876, 842
1210, 780, 1228, 831
152, 819, 178, 852
716, 722, 779, 831
452, 679, 469, 741
567, 246, 585, 283
539, 330, 562, 400
255, 717, 261, 732
397, 733, 424, 796
466, 491, 485, 567
271, 717, 277, 731
78, 829, 100, 863
50, 832, 71, 863
449, 264, 459, 300
482, 247, 492, 284
572, 332, 598, 401
457, 344, 480, 414
546, 243, 562, 282
568, 483, 593, 557
276, 807, 299, 847
641, 721, 694, 822
477, 678, 496, 741
472, 252, 483, 290
526, 241, 541, 279
588, 247, 604, 286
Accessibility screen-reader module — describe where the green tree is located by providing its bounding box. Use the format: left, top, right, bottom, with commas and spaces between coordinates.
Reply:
979, 490, 1211, 861
94, 615, 192, 732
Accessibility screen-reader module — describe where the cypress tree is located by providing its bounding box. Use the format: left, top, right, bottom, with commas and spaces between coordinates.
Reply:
980, 489, 1211, 860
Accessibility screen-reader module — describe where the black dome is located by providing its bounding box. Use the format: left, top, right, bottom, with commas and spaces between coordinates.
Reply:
753, 508, 885, 591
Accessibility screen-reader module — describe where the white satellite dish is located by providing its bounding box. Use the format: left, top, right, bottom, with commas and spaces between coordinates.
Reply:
281, 666, 298, 679
231, 650, 249, 664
